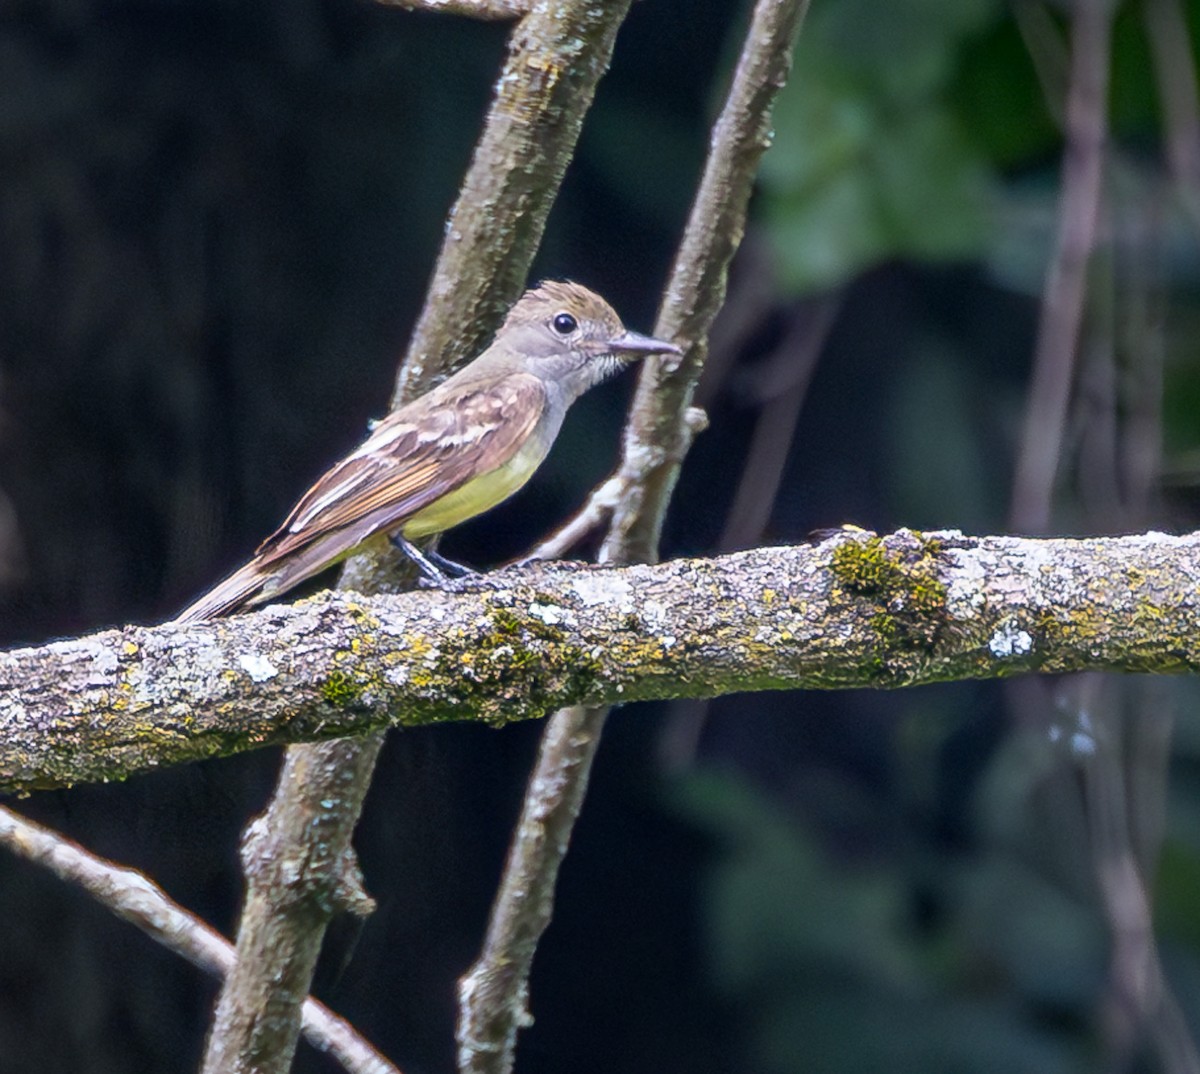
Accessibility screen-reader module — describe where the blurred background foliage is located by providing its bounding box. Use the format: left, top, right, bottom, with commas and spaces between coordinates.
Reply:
2, 0, 1200, 1071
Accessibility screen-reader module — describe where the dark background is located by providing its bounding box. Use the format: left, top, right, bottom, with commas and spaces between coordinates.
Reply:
3, 0, 1200, 1071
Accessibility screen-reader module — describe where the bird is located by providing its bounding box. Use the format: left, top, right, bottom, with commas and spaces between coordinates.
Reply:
174, 281, 681, 622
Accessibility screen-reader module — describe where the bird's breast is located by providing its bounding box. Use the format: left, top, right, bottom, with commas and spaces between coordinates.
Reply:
399, 431, 552, 539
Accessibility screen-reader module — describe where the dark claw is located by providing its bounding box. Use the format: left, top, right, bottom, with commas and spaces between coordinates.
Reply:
390, 533, 481, 589
424, 547, 477, 579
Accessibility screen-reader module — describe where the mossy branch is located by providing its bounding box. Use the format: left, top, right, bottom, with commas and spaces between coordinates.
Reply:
3, 529, 1198, 795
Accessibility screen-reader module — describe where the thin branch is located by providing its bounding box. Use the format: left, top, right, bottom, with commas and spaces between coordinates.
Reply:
719, 295, 839, 551
0, 806, 399, 1074
523, 404, 710, 561
201, 3, 639, 1071
1009, 0, 1112, 532
372, 0, 528, 17
661, 292, 839, 771
1143, 0, 1200, 220
602, 0, 815, 563
521, 476, 625, 561
455, 702, 604, 1073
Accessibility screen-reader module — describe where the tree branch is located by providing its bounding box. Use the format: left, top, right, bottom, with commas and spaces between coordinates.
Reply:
4, 530, 1199, 795
0, 807, 399, 1074
1008, 0, 1111, 532
373, 0, 528, 18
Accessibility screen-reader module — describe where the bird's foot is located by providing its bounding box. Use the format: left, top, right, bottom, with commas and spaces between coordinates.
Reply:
391, 533, 482, 590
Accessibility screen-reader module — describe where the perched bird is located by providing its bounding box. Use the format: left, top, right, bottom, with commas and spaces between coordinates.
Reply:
175, 281, 681, 622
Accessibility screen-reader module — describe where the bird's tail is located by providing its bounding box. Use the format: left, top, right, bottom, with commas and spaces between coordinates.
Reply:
172, 560, 272, 624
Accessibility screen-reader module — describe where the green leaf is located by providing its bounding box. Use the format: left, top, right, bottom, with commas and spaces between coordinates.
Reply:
760, 0, 1003, 292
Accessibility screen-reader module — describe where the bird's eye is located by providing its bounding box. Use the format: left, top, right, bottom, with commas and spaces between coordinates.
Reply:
552, 312, 578, 335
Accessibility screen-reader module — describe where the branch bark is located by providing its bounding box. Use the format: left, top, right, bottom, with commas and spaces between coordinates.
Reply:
4, 529, 1199, 795
373, 0, 528, 17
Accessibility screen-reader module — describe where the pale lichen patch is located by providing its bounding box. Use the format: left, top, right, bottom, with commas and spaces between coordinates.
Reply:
385, 665, 410, 687
640, 599, 669, 627
988, 621, 1032, 658
528, 601, 573, 627
238, 653, 279, 683
84, 640, 121, 684
568, 573, 634, 610
943, 552, 987, 620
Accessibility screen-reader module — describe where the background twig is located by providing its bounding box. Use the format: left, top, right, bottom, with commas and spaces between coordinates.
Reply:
371, 0, 527, 17
1008, 0, 1111, 533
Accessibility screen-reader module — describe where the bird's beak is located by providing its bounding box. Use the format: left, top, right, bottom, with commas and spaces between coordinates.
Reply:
609, 330, 685, 370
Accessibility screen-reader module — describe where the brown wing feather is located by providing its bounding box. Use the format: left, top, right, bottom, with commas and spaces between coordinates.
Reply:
174, 373, 547, 622
257, 373, 546, 566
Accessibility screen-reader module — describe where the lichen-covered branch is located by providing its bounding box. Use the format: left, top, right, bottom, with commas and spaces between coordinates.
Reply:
373, 0, 527, 17
4, 530, 1199, 795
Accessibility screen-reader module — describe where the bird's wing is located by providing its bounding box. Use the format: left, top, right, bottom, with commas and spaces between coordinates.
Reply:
174, 373, 546, 622
257, 371, 547, 566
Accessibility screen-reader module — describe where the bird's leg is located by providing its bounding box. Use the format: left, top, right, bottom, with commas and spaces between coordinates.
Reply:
424, 547, 476, 578
389, 533, 476, 585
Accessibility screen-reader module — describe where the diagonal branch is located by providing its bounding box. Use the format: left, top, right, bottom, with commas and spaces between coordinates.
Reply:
0, 807, 400, 1074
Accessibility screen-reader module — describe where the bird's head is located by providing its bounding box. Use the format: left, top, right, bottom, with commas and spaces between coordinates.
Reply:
498, 280, 683, 402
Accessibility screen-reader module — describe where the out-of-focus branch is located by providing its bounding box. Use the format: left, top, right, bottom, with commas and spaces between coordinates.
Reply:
373, 0, 527, 17
661, 292, 839, 770
1008, 0, 1112, 532
202, 4, 639, 1072
1007, 5, 1198, 1067
0, 806, 399, 1074
1143, 0, 1200, 213
718, 295, 839, 551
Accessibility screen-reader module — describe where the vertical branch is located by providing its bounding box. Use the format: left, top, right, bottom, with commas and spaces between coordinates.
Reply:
716, 295, 840, 552
1008, 0, 1112, 533
1008, 3, 1197, 1067
660, 293, 839, 771
456, 3, 813, 1072
202, 4, 636, 1072
1143, 0, 1200, 215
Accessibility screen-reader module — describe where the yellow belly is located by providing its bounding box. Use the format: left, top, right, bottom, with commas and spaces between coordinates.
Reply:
399, 436, 547, 539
